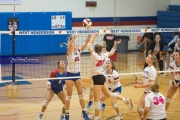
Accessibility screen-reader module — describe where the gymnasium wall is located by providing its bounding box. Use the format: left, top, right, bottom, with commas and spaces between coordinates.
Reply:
0, 0, 172, 53
171, 0, 180, 5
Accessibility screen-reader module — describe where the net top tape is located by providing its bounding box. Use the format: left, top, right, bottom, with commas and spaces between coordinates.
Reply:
0, 28, 180, 35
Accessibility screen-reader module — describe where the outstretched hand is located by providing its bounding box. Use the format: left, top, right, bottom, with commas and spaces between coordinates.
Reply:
115, 39, 121, 45
73, 34, 78, 39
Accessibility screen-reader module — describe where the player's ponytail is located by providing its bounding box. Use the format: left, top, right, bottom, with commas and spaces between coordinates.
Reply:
94, 44, 102, 54
150, 80, 159, 93
151, 54, 159, 70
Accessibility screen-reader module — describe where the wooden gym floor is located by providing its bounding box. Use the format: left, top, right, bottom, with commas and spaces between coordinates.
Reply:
0, 52, 180, 120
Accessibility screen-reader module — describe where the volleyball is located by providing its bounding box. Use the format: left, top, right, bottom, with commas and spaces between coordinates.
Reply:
82, 18, 92, 28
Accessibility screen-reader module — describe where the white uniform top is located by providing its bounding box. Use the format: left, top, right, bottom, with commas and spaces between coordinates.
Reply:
170, 61, 180, 81
145, 92, 166, 119
103, 70, 121, 89
67, 48, 81, 73
174, 43, 180, 51
142, 66, 157, 92
90, 51, 109, 76
102, 58, 110, 72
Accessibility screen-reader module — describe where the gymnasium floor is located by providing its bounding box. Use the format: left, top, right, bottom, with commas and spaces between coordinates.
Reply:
0, 52, 180, 120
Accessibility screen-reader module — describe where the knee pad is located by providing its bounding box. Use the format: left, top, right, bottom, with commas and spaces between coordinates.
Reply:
90, 91, 93, 96
94, 102, 101, 110
166, 98, 171, 103
110, 92, 118, 98
66, 96, 71, 101
112, 104, 118, 109
43, 100, 49, 107
78, 94, 84, 100
137, 106, 144, 112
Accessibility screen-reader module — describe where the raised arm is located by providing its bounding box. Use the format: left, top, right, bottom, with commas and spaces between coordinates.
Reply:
87, 32, 98, 55
67, 34, 78, 55
108, 40, 121, 57
80, 34, 91, 52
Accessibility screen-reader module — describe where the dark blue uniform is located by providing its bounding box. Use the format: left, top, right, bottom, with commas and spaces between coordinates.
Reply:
48, 69, 67, 94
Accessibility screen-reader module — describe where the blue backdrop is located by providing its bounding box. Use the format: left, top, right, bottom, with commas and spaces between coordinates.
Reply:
0, 12, 72, 55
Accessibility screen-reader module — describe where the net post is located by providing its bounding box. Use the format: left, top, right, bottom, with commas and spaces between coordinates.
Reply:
0, 33, 1, 82
12, 30, 16, 84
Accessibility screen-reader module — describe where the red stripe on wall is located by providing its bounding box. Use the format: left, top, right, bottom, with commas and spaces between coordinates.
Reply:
72, 21, 157, 27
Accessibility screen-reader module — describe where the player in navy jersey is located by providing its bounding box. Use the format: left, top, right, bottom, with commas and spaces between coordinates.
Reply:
65, 34, 91, 120
36, 61, 67, 120
166, 51, 180, 110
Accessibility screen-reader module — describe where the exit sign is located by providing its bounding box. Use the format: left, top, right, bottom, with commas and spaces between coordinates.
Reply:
86, 1, 97, 7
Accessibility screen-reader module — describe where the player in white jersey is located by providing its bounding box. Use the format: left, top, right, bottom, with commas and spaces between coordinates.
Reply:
134, 54, 157, 119
86, 45, 110, 109
65, 34, 91, 120
169, 38, 180, 63
87, 33, 133, 120
141, 81, 166, 120
166, 51, 180, 110
100, 60, 125, 120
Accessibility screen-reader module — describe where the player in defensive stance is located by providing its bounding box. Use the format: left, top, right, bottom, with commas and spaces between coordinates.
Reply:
141, 81, 166, 120
65, 34, 91, 120
36, 60, 67, 120
134, 54, 157, 119
166, 51, 180, 110
100, 60, 124, 120
87, 33, 133, 120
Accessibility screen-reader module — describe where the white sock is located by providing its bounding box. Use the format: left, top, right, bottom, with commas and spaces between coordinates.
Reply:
61, 114, 65, 116
94, 116, 100, 120
82, 108, 86, 111
40, 112, 43, 114
122, 98, 126, 103
65, 110, 69, 113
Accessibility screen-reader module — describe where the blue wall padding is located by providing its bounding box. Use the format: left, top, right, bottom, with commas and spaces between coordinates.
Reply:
157, 11, 180, 17
169, 5, 180, 11
0, 12, 72, 55
157, 16, 180, 22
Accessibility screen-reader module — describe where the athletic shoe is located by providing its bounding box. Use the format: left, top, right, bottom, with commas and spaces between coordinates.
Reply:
101, 103, 106, 111
160, 73, 166, 77
137, 44, 140, 48
60, 114, 65, 120
36, 114, 43, 120
124, 98, 133, 110
86, 101, 93, 109
168, 48, 172, 51
65, 112, 70, 120
115, 114, 123, 120
82, 110, 90, 120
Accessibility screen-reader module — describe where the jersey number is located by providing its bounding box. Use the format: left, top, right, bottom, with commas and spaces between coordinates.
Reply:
153, 96, 164, 105
96, 60, 104, 67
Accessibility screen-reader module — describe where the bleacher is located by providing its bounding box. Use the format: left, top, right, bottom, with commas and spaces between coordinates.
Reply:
157, 5, 180, 52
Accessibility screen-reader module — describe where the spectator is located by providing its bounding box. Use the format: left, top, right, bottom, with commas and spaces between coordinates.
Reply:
166, 32, 179, 56
145, 33, 165, 77
137, 27, 154, 53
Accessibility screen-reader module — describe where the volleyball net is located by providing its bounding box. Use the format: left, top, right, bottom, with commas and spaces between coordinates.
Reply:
0, 28, 180, 82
